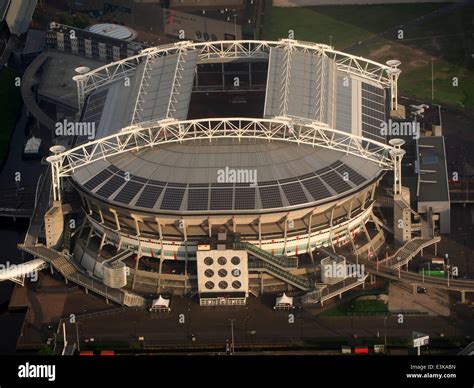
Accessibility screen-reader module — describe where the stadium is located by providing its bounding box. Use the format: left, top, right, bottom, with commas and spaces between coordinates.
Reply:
42, 39, 405, 305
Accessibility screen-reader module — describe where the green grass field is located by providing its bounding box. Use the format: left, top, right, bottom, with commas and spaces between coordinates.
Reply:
321, 296, 389, 317
0, 68, 22, 162
263, 4, 446, 48
263, 3, 474, 108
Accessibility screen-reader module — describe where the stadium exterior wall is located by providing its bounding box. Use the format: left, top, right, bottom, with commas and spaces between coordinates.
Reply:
76, 177, 381, 259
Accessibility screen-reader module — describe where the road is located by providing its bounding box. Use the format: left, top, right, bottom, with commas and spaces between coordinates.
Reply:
344, 255, 474, 294
58, 296, 473, 349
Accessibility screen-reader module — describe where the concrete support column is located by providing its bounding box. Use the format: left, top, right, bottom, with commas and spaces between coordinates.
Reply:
329, 207, 335, 252
98, 209, 104, 224
132, 216, 141, 237
156, 218, 164, 290
348, 199, 354, 219
306, 212, 313, 260
99, 233, 106, 253
258, 216, 262, 248
283, 215, 288, 253
110, 208, 121, 231
182, 219, 189, 293
370, 183, 376, 201
80, 228, 93, 265
132, 245, 141, 291
461, 290, 466, 303
361, 191, 368, 210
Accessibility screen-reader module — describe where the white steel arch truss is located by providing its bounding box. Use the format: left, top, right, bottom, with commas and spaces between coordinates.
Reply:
76, 39, 399, 112
49, 117, 400, 201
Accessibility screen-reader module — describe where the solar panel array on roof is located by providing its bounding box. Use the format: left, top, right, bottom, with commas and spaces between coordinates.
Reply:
130, 175, 149, 184
160, 187, 185, 210
335, 163, 366, 186
114, 181, 144, 204
278, 177, 297, 184
335, 72, 352, 134
135, 185, 164, 208
301, 176, 331, 201
83, 89, 108, 124
107, 165, 120, 173
95, 175, 126, 197
258, 180, 278, 187
281, 182, 308, 205
84, 161, 370, 210
321, 170, 352, 194
167, 182, 186, 188
315, 166, 332, 176
361, 82, 387, 143
298, 172, 316, 180
210, 188, 233, 210
83, 169, 113, 191
148, 179, 168, 186
76, 89, 109, 145
188, 188, 209, 211
329, 161, 344, 169
259, 186, 283, 209
234, 187, 256, 210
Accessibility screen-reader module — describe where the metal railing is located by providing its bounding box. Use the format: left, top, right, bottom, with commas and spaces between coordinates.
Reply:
248, 260, 311, 290
234, 241, 298, 269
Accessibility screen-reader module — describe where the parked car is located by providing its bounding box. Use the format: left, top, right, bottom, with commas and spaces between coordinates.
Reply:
417, 287, 428, 294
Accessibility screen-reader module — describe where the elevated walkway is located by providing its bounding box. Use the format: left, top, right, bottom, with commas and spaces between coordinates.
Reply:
382, 237, 441, 269
0, 259, 47, 284
235, 241, 310, 290
301, 274, 368, 305
19, 244, 145, 307
234, 241, 298, 269
248, 260, 312, 291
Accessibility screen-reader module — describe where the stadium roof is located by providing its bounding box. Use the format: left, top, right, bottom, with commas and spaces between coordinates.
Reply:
417, 136, 450, 203
72, 139, 382, 214
264, 47, 333, 122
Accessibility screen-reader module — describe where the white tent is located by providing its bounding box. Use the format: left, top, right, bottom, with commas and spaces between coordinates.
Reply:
24, 136, 42, 154
275, 293, 293, 308
149, 295, 170, 311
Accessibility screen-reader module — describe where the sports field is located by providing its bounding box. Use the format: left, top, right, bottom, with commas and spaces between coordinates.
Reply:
263, 3, 474, 108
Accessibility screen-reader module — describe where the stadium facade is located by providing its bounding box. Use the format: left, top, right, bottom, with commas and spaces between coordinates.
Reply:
42, 40, 405, 304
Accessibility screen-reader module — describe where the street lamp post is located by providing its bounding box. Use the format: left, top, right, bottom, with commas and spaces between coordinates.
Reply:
445, 253, 450, 287
75, 322, 81, 352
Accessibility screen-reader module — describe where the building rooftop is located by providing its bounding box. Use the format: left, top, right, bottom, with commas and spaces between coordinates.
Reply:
417, 136, 449, 203
72, 139, 382, 214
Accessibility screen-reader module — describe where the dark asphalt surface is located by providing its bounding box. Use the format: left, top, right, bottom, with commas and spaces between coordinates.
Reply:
60, 295, 473, 349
